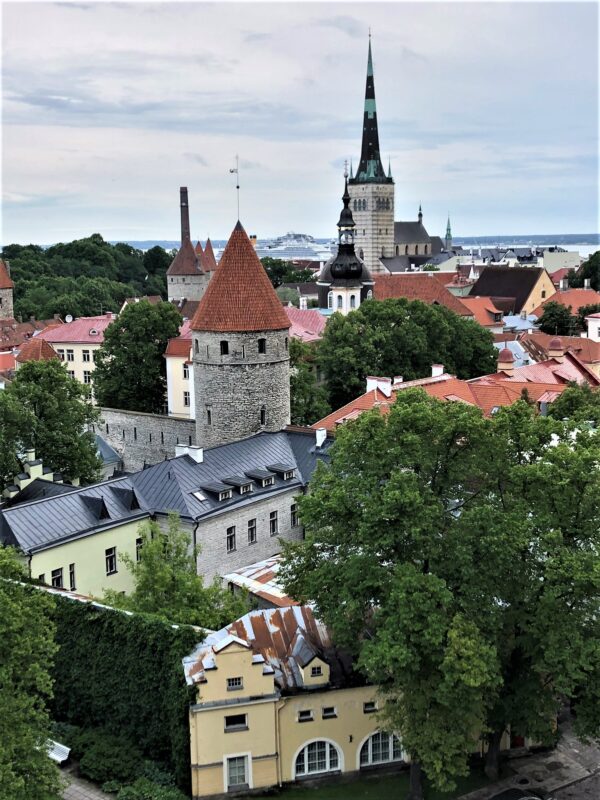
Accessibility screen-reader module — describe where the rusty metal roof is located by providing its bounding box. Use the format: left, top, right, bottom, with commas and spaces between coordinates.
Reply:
222, 555, 298, 608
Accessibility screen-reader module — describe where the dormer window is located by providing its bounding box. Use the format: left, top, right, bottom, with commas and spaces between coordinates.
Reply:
262, 476, 274, 487
240, 484, 252, 495
283, 470, 295, 481
219, 489, 233, 501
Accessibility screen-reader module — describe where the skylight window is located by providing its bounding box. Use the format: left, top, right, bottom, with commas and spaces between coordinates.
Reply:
193, 490, 207, 501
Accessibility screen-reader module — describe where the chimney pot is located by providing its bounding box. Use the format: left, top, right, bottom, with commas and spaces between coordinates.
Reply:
431, 364, 444, 378
315, 428, 327, 448
584, 278, 591, 289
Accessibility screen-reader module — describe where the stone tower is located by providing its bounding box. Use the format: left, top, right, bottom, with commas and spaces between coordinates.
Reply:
347, 39, 395, 275
167, 187, 210, 303
191, 221, 291, 448
0, 259, 14, 320
445, 215, 453, 251
317, 176, 373, 314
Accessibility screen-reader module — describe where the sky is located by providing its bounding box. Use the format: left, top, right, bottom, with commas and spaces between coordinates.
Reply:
1, 1, 598, 245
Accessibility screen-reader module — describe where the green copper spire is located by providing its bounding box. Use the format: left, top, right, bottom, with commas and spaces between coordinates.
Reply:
446, 215, 452, 238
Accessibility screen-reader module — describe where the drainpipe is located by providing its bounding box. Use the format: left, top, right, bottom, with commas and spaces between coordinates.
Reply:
275, 697, 285, 787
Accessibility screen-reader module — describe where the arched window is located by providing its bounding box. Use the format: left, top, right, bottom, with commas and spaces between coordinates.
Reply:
194, 340, 199, 354
327, 291, 333, 309
359, 732, 404, 768
415, 245, 419, 255
404, 245, 408, 255
381, 248, 385, 257
353, 199, 357, 211
295, 741, 341, 777
396, 246, 399, 255
350, 295, 356, 309
366, 289, 373, 300
337, 295, 343, 309
220, 340, 229, 356
285, 337, 288, 351
362, 199, 367, 211
260, 406, 266, 426
258, 338, 266, 354
359, 249, 364, 259
424, 244, 428, 254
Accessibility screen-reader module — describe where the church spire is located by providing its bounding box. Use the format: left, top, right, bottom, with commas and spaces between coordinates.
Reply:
351, 37, 392, 185
418, 203, 423, 224
445, 214, 453, 250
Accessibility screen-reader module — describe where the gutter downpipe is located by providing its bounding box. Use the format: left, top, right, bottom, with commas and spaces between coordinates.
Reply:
275, 696, 284, 786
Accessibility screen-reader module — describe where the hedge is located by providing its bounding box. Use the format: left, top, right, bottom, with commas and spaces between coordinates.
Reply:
50, 596, 200, 792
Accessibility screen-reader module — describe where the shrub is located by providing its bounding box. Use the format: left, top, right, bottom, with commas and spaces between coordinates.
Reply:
49, 720, 82, 748
117, 778, 188, 800
102, 781, 122, 795
140, 761, 176, 787
78, 732, 143, 785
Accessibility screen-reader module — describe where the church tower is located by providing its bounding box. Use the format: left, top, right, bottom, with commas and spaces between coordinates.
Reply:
0, 260, 14, 320
317, 175, 373, 314
166, 188, 210, 303
191, 221, 290, 449
347, 38, 395, 274
445, 215, 453, 251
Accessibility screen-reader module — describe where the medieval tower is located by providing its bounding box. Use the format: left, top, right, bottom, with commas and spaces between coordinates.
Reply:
347, 39, 395, 274
0, 260, 14, 320
191, 221, 291, 448
167, 187, 210, 303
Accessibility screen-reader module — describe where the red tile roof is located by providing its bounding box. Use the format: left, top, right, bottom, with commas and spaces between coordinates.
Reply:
37, 314, 116, 344
16, 337, 59, 363
520, 331, 600, 366
203, 238, 219, 271
471, 350, 599, 387
191, 222, 290, 333
0, 351, 15, 370
164, 320, 193, 358
0, 318, 61, 350
194, 241, 204, 257
285, 307, 327, 343
533, 288, 600, 317
459, 296, 503, 327
167, 238, 205, 276
373, 274, 472, 316
550, 268, 574, 287
0, 260, 14, 290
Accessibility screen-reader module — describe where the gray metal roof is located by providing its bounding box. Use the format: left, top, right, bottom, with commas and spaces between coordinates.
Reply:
0, 430, 332, 554
394, 221, 431, 245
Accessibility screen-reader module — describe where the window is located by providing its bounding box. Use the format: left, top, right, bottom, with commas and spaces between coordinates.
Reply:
310, 665, 322, 677
327, 292, 333, 309
224, 713, 248, 732
350, 295, 356, 309
298, 710, 313, 722
160, 431, 164, 444
258, 338, 266, 354
183, 391, 190, 407
415, 245, 419, 255
295, 741, 339, 777
227, 676, 243, 691
67, 370, 75, 379
220, 340, 229, 355
219, 489, 233, 501
51, 568, 63, 589
283, 469, 295, 481
105, 423, 109, 434
424, 244, 428, 254
56, 348, 65, 361
322, 707, 337, 719
83, 370, 92, 384
226, 526, 236, 553
66, 349, 74, 362
269, 511, 278, 536
105, 547, 117, 575
226, 756, 248, 789
260, 406, 266, 427
262, 476, 274, 487
285, 337, 288, 351
69, 563, 76, 591
183, 363, 189, 379
248, 518, 257, 544
82, 350, 90, 362
360, 732, 404, 767
206, 406, 212, 425
133, 427, 137, 441
366, 290, 373, 300
336, 295, 343, 309
363, 701, 377, 714
136, 537, 143, 562
541, 290, 546, 299
405, 245, 409, 255
240, 483, 252, 495
291, 503, 298, 527
38, 574, 45, 584
194, 340, 199, 354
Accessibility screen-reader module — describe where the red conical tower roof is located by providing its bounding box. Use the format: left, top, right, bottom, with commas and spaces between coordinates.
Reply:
194, 240, 204, 257
191, 221, 290, 332
0, 259, 14, 289
167, 239, 203, 276
203, 237, 219, 271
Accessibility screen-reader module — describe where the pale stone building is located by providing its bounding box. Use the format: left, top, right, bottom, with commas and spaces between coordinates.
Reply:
0, 259, 14, 320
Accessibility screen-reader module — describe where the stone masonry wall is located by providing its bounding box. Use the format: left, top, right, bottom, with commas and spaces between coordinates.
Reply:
194, 488, 303, 582
0, 286, 14, 320
96, 407, 196, 472
193, 328, 290, 448
167, 273, 209, 303
348, 182, 395, 274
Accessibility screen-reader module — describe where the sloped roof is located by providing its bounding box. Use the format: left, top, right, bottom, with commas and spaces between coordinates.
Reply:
0, 260, 14, 289
203, 238, 219, 271
37, 314, 116, 344
0, 318, 60, 350
471, 350, 600, 386
459, 296, 503, 327
373, 274, 472, 316
167, 238, 205, 277
16, 337, 59, 363
520, 331, 600, 365
532, 288, 600, 317
470, 266, 548, 313
285, 307, 327, 343
194, 241, 204, 257
191, 221, 290, 332
222, 555, 298, 607
394, 221, 431, 245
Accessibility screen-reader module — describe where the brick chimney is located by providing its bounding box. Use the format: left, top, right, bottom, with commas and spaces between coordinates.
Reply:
180, 187, 191, 243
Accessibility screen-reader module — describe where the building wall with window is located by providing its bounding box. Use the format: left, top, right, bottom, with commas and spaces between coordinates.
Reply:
165, 352, 194, 419
196, 488, 303, 582
51, 342, 100, 387
29, 517, 147, 598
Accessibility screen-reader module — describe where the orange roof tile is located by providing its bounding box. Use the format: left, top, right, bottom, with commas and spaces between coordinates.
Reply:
16, 337, 59, 363
533, 288, 600, 317
191, 222, 290, 333
0, 260, 14, 290
194, 240, 204, 257
285, 307, 327, 342
520, 331, 600, 365
167, 238, 205, 276
459, 296, 503, 327
0, 351, 15, 370
373, 274, 472, 316
203, 237, 219, 271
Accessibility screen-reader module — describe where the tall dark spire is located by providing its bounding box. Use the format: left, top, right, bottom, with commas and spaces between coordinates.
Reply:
350, 38, 393, 185
330, 178, 364, 280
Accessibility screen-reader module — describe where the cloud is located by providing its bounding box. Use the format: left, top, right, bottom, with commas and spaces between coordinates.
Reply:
316, 15, 363, 39
183, 153, 209, 167
243, 31, 271, 44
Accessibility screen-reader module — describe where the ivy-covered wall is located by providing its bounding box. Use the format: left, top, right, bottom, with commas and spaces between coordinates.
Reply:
50, 596, 200, 792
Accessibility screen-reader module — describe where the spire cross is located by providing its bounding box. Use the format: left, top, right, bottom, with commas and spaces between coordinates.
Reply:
229, 155, 240, 219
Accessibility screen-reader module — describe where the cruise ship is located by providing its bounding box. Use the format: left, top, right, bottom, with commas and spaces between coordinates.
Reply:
216, 232, 335, 263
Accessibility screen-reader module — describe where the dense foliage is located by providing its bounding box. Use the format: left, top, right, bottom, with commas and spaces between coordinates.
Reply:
537, 301, 578, 335
0, 548, 62, 800
93, 300, 182, 413
261, 257, 315, 288
569, 250, 600, 290
289, 338, 330, 425
7, 359, 101, 485
0, 391, 35, 489
103, 514, 246, 629
318, 298, 498, 408
50, 592, 200, 791
281, 390, 600, 798
2, 236, 173, 320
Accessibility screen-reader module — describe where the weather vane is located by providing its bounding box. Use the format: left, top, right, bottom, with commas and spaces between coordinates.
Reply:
343, 159, 348, 179
229, 155, 240, 219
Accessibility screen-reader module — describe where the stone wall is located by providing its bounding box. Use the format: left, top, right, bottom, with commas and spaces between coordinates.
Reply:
167, 273, 209, 303
348, 182, 395, 274
0, 286, 14, 320
96, 407, 196, 472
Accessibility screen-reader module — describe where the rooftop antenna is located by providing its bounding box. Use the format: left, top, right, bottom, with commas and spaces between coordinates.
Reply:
229, 155, 240, 219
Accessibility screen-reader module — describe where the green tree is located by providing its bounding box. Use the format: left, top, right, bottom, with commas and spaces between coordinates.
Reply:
276, 286, 300, 307
8, 360, 100, 484
261, 257, 315, 288
575, 303, 600, 331
143, 245, 172, 276
103, 514, 246, 629
0, 392, 35, 490
0, 548, 63, 800
318, 298, 497, 408
547, 382, 600, 424
94, 300, 182, 413
569, 250, 600, 290
537, 301, 577, 335
289, 338, 330, 425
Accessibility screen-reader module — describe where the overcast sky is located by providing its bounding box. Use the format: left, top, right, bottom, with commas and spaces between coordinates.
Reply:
2, 1, 598, 245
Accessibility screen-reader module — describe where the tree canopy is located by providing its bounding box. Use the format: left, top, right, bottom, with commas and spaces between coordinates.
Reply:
569, 250, 600, 290
103, 514, 246, 629
93, 300, 182, 413
7, 360, 100, 485
289, 338, 330, 425
261, 257, 315, 288
0, 392, 35, 490
318, 298, 498, 408
281, 390, 600, 798
0, 548, 63, 800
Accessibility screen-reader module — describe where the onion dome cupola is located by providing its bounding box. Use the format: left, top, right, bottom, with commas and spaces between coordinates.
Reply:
330, 179, 364, 280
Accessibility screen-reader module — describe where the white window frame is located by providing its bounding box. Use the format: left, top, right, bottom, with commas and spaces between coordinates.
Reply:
247, 518, 257, 544
82, 350, 90, 362
51, 567, 63, 589
269, 511, 278, 536
356, 731, 405, 769
83, 371, 92, 385
183, 363, 189, 380
223, 751, 253, 792
227, 676, 243, 692
292, 738, 343, 779
183, 391, 190, 407
66, 349, 74, 362
105, 546, 117, 575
